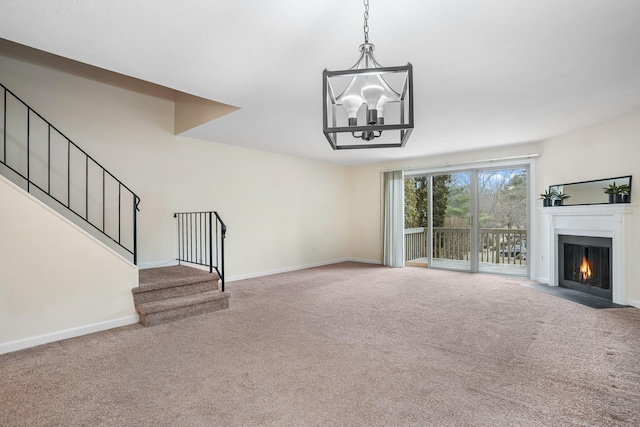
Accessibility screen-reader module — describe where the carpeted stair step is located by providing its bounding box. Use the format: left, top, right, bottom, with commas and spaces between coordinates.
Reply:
133, 265, 220, 305
136, 290, 231, 327
132, 265, 230, 327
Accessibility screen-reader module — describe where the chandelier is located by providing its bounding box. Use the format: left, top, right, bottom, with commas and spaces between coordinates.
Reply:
322, 0, 414, 150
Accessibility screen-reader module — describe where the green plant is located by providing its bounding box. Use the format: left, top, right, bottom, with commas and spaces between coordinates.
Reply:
618, 184, 631, 195
603, 182, 621, 195
539, 190, 557, 200
553, 191, 570, 201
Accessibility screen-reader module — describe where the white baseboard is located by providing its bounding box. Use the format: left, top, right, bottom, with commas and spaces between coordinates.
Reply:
138, 259, 179, 270
535, 276, 550, 285
226, 258, 381, 282
0, 315, 139, 355
348, 258, 382, 265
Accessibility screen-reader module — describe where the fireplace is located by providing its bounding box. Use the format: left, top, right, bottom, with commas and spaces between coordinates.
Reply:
558, 235, 612, 299
541, 204, 633, 305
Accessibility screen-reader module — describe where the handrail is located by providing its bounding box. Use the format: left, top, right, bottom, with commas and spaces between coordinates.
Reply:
1, 82, 140, 264
174, 211, 226, 291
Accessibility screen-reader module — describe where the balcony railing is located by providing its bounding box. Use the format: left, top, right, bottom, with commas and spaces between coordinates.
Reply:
405, 227, 427, 261
404, 227, 527, 265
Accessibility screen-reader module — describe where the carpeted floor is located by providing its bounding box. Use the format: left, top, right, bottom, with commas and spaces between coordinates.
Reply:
1, 262, 640, 426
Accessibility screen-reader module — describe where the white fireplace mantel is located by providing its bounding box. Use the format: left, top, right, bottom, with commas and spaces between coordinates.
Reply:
541, 204, 634, 305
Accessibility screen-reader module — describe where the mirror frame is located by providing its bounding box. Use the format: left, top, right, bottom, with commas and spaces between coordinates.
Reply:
549, 175, 632, 206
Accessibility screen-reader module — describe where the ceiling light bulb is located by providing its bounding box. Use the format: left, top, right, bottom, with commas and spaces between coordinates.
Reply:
361, 83, 384, 125
342, 95, 363, 126
376, 95, 388, 122
361, 84, 384, 110
342, 95, 363, 118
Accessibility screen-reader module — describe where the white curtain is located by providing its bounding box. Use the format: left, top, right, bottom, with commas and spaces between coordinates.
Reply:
383, 170, 404, 267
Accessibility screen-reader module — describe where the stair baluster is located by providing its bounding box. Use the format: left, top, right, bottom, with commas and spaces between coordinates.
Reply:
0, 82, 140, 264
174, 211, 226, 292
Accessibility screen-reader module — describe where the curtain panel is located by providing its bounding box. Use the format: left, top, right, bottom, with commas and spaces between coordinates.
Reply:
383, 170, 404, 267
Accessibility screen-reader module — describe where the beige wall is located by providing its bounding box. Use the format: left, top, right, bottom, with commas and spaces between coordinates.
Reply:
174, 91, 238, 135
347, 142, 540, 262
0, 48, 350, 351
347, 112, 640, 306
1, 44, 639, 352
0, 51, 351, 279
534, 111, 640, 305
0, 175, 138, 351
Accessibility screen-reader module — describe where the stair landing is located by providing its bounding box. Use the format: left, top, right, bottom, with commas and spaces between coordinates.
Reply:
133, 265, 230, 326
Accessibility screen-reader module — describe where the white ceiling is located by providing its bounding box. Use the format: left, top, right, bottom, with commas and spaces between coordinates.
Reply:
1, 0, 640, 166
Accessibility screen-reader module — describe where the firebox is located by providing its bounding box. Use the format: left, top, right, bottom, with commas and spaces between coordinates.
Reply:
558, 235, 613, 299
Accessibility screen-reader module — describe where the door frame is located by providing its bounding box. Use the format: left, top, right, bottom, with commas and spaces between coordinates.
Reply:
405, 158, 536, 279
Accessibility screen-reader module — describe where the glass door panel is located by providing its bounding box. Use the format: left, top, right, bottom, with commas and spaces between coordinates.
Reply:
477, 168, 528, 276
403, 176, 429, 267
430, 172, 471, 271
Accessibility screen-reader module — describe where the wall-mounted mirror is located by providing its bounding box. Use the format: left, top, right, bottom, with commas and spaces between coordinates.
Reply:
549, 176, 632, 206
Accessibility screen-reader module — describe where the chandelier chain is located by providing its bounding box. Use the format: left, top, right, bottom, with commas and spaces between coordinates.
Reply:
363, 0, 370, 43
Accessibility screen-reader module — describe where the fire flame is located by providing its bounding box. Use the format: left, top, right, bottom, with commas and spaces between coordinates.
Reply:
580, 257, 592, 281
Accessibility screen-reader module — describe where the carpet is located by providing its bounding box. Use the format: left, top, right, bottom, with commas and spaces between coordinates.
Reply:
1, 262, 639, 426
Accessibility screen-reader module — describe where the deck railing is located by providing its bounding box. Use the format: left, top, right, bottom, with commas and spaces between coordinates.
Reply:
433, 227, 471, 261
478, 228, 526, 265
404, 227, 526, 265
405, 227, 427, 261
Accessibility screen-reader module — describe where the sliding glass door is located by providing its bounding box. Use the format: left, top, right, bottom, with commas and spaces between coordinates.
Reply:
477, 168, 528, 275
404, 166, 529, 276
430, 172, 472, 271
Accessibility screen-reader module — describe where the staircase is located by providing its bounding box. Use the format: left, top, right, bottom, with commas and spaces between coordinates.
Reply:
0, 81, 140, 264
1, 80, 230, 351
133, 265, 231, 326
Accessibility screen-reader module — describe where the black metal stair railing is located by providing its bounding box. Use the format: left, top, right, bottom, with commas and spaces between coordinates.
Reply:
0, 82, 140, 264
174, 211, 226, 291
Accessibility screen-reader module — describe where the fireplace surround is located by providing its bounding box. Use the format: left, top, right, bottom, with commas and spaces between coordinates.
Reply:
558, 234, 612, 299
541, 204, 633, 305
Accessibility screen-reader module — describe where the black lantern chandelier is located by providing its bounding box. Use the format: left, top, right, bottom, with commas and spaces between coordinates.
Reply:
322, 0, 414, 150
